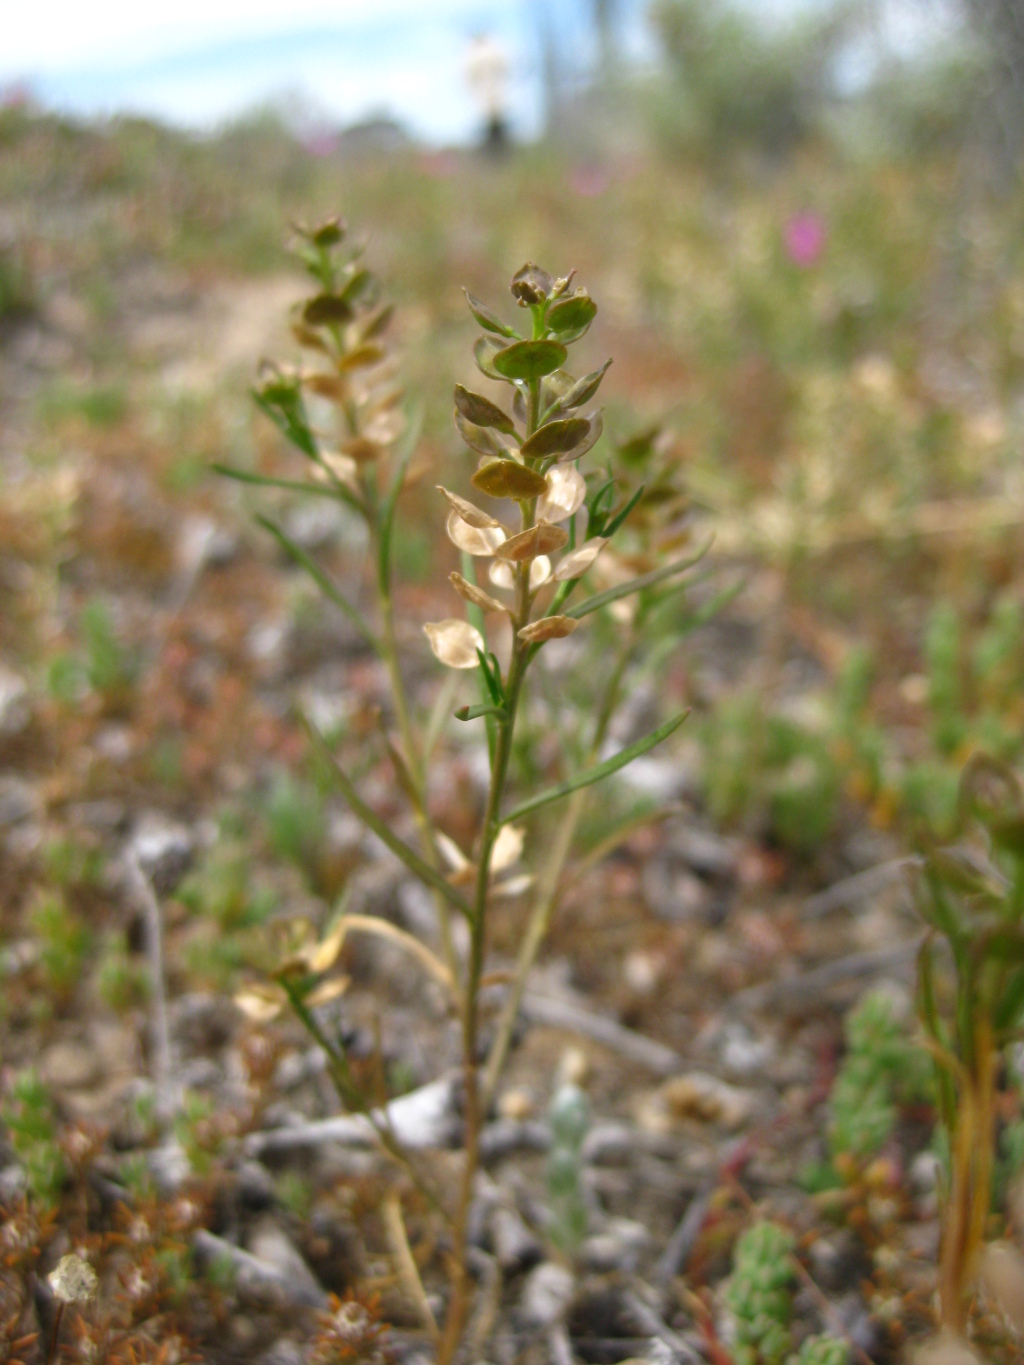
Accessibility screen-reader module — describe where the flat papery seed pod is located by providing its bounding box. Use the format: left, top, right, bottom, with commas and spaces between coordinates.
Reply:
291, 321, 331, 353
304, 372, 349, 401
438, 487, 502, 529
495, 522, 569, 562
518, 615, 579, 644
446, 511, 507, 556
493, 339, 568, 383
536, 465, 586, 522
320, 450, 359, 489
490, 823, 524, 873
305, 975, 351, 1008
304, 293, 354, 327
435, 831, 470, 873
449, 572, 509, 614
363, 409, 405, 445
454, 384, 517, 435
530, 555, 552, 588
474, 335, 504, 381
520, 417, 592, 460
556, 409, 603, 462
341, 436, 386, 463
234, 986, 284, 1023
339, 343, 387, 373
488, 555, 551, 590
307, 920, 349, 973
455, 409, 510, 459
980, 1241, 1024, 1332
471, 460, 549, 500
424, 619, 486, 669
911, 1334, 985, 1365
491, 872, 534, 898
553, 538, 608, 582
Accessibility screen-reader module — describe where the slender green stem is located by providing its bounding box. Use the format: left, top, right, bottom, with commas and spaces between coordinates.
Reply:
481, 632, 635, 1110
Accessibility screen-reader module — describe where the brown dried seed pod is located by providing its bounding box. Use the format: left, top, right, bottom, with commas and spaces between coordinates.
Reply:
536, 465, 586, 522
437, 487, 503, 529
304, 372, 349, 400
446, 511, 507, 556
517, 616, 579, 643
341, 437, 387, 463
554, 539, 608, 581
424, 619, 486, 669
449, 572, 509, 615
495, 522, 569, 561
471, 461, 549, 500
980, 1240, 1024, 1332
339, 343, 387, 372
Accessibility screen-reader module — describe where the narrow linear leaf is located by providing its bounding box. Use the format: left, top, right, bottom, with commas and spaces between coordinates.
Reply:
252, 389, 318, 460
213, 463, 362, 512
566, 538, 714, 620
501, 710, 690, 824
257, 515, 377, 648
379, 403, 423, 578
304, 719, 472, 918
601, 483, 646, 538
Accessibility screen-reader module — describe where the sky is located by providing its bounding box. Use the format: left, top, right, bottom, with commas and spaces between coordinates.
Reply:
0, 0, 636, 144
0, 0, 951, 145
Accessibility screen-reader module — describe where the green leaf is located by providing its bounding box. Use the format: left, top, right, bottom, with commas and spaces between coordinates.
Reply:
520, 417, 592, 460
464, 290, 517, 338
566, 539, 713, 620
304, 719, 472, 918
546, 292, 597, 340
493, 339, 568, 383
476, 649, 506, 706
256, 515, 377, 648
454, 385, 516, 435
501, 710, 690, 824
213, 463, 362, 513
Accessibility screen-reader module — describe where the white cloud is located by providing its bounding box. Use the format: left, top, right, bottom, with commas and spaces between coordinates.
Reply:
0, 0, 468, 75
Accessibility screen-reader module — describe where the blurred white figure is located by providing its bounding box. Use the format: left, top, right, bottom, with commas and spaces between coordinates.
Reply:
464, 32, 510, 153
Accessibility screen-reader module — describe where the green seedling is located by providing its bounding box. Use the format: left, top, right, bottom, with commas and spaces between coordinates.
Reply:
96, 930, 150, 1013
1, 1070, 65, 1207
30, 892, 91, 1006
225, 225, 705, 1365
828, 989, 930, 1173
547, 1083, 590, 1258
915, 754, 1024, 1334
723, 1222, 847, 1365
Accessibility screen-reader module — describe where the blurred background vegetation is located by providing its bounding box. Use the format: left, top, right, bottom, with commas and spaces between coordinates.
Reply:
3, 0, 1024, 867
